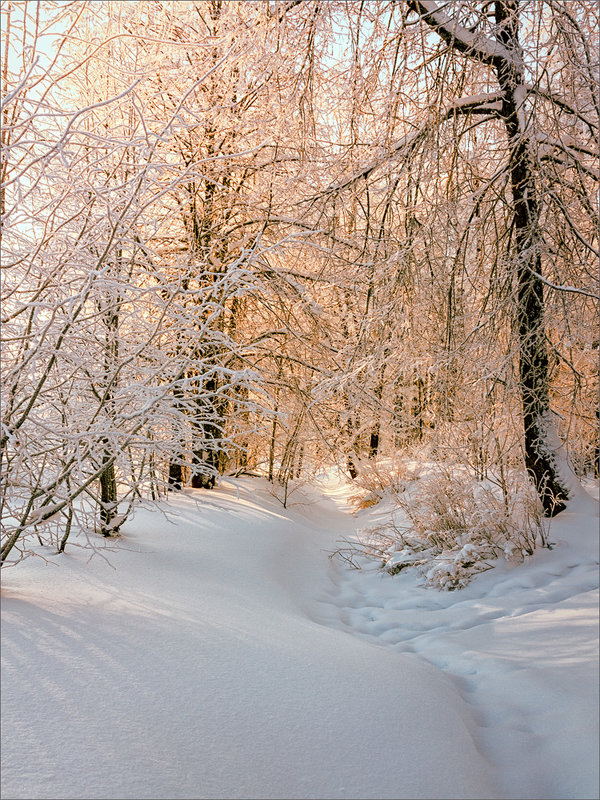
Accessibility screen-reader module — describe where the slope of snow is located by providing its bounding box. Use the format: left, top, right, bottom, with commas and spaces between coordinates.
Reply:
318, 476, 599, 800
1, 474, 598, 800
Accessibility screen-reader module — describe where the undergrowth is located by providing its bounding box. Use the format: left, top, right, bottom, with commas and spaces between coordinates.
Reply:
334, 465, 549, 590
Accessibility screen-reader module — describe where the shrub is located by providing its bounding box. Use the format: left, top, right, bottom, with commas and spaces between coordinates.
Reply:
347, 456, 423, 509
334, 467, 549, 590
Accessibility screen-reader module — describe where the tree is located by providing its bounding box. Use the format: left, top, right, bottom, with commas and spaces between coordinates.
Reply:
2, 0, 597, 569
407, 0, 598, 514
296, 0, 597, 513
0, 0, 262, 562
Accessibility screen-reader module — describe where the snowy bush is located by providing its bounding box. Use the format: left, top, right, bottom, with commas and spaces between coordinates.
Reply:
347, 456, 423, 509
335, 468, 548, 590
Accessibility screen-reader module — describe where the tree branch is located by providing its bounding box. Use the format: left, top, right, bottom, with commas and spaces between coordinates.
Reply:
408, 1, 516, 68
316, 91, 503, 196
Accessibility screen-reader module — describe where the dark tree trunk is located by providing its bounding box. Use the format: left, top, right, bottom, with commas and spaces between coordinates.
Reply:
368, 428, 380, 459
168, 461, 184, 491
168, 381, 187, 490
495, 0, 569, 515
191, 471, 217, 490
369, 364, 386, 459
190, 372, 223, 490
99, 444, 119, 536
413, 374, 425, 442
99, 295, 120, 536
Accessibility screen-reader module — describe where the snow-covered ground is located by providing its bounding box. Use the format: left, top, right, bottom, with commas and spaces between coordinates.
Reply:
1, 473, 598, 800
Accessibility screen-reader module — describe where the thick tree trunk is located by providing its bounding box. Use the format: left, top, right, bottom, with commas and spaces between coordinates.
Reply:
368, 426, 380, 459
191, 470, 217, 490
495, 0, 569, 515
168, 461, 185, 491
99, 443, 119, 536
190, 371, 225, 490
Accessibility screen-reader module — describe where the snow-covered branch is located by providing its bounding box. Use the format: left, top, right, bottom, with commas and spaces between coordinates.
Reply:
408, 1, 517, 68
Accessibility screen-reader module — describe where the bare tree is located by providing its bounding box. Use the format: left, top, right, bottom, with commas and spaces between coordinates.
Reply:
293, 0, 597, 512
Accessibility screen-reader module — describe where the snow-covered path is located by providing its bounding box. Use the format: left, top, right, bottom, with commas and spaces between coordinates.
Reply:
317, 481, 599, 800
1, 475, 598, 799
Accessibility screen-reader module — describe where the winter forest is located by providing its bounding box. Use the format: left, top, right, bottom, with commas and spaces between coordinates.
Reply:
1, 2, 599, 799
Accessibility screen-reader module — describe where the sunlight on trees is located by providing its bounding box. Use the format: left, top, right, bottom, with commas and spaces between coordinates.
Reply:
1, 0, 598, 565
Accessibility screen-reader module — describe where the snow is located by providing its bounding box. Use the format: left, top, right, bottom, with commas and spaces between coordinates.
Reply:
1, 472, 598, 800
415, 1, 518, 68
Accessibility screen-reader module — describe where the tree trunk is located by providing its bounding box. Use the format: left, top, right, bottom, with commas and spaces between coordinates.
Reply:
168, 381, 186, 491
369, 363, 386, 459
413, 373, 425, 442
191, 470, 217, 490
168, 461, 185, 491
495, 0, 569, 515
345, 401, 361, 479
99, 442, 119, 536
99, 289, 120, 534
190, 375, 219, 490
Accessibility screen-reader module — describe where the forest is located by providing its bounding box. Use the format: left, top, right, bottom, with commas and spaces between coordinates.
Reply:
2, 3, 599, 800
1, 0, 598, 571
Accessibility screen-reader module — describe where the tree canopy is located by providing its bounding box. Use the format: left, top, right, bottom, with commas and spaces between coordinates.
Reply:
1, 0, 598, 565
